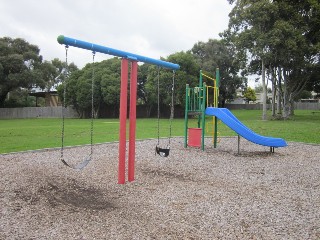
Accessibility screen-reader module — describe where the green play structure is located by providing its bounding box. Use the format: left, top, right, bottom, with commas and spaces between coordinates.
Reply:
184, 69, 220, 150
184, 68, 287, 152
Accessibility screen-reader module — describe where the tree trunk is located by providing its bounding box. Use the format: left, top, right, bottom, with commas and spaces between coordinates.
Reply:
221, 98, 226, 108
270, 66, 276, 117
79, 110, 85, 119
289, 100, 295, 116
282, 69, 290, 119
146, 105, 153, 118
261, 59, 267, 120
276, 67, 282, 116
0, 94, 7, 107
0, 89, 9, 107
94, 107, 100, 118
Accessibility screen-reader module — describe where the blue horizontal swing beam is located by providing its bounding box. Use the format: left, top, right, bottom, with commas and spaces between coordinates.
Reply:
57, 35, 180, 70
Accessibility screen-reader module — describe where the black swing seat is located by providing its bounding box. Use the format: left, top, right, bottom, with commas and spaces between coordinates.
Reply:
61, 155, 92, 170
155, 146, 170, 157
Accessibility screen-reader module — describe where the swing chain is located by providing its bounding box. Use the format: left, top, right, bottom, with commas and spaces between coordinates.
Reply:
157, 66, 161, 147
60, 46, 95, 169
90, 51, 96, 158
155, 68, 175, 157
168, 70, 175, 146
60, 45, 69, 163
156, 67, 175, 147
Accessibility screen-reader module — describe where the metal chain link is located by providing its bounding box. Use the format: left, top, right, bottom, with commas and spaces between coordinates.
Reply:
90, 51, 95, 158
60, 46, 95, 169
168, 70, 175, 146
157, 66, 160, 146
156, 68, 175, 149
60, 45, 69, 162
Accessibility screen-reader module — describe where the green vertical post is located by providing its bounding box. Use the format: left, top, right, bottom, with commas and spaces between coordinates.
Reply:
184, 84, 189, 148
198, 70, 203, 128
216, 68, 220, 88
214, 116, 218, 148
193, 90, 195, 111
214, 68, 220, 148
201, 83, 206, 151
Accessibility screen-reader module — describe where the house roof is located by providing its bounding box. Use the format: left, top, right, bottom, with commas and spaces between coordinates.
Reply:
28, 91, 58, 98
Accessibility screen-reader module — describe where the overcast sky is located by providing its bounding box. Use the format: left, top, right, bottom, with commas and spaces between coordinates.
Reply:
1, 0, 233, 68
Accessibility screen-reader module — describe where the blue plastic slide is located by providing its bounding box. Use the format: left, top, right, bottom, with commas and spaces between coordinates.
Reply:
205, 107, 287, 147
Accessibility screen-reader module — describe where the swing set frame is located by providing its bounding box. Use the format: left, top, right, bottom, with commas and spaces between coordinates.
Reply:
57, 35, 180, 184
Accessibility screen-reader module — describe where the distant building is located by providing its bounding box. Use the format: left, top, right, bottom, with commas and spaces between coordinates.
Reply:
300, 99, 320, 103
229, 89, 246, 104
255, 92, 273, 104
28, 91, 61, 107
229, 89, 273, 104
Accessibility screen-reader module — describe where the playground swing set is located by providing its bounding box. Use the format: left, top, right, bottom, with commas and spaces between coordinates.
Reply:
57, 35, 179, 184
57, 35, 287, 184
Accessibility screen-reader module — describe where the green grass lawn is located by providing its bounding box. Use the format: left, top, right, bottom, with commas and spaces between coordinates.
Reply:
0, 110, 319, 154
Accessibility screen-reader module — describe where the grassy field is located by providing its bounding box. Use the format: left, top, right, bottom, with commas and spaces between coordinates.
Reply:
0, 110, 319, 154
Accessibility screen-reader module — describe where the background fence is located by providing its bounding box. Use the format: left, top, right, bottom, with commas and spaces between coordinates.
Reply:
0, 103, 319, 119
294, 102, 320, 110
0, 106, 78, 119
226, 102, 320, 111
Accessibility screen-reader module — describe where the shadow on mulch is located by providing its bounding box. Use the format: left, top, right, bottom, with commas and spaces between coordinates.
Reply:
13, 177, 118, 212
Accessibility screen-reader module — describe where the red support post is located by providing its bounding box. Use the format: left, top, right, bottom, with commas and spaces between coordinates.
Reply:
118, 58, 128, 184
128, 61, 138, 182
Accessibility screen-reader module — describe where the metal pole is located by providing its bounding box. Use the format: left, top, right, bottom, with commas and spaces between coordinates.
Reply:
128, 61, 138, 182
238, 135, 240, 154
118, 59, 128, 184
201, 83, 206, 151
216, 68, 220, 88
214, 116, 218, 148
198, 71, 203, 128
57, 35, 180, 70
184, 84, 189, 148
214, 68, 220, 148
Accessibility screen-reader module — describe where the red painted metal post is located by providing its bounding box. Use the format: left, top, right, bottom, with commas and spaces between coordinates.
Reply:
128, 61, 138, 182
118, 58, 128, 184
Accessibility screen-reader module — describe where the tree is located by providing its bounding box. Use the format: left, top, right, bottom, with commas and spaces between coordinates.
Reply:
224, 0, 278, 119
144, 51, 199, 117
243, 87, 256, 103
224, 0, 320, 119
166, 51, 199, 107
137, 63, 151, 105
305, 63, 320, 97
99, 58, 121, 117
289, 0, 320, 100
0, 37, 44, 107
59, 57, 120, 118
294, 90, 313, 101
40, 58, 78, 92
191, 39, 244, 106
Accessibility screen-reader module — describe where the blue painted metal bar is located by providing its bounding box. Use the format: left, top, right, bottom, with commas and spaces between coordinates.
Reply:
57, 35, 180, 70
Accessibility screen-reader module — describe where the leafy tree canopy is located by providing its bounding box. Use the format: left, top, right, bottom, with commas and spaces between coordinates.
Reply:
223, 0, 320, 117
191, 39, 245, 106
0, 37, 43, 106
59, 57, 120, 118
143, 51, 200, 116
243, 87, 257, 103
